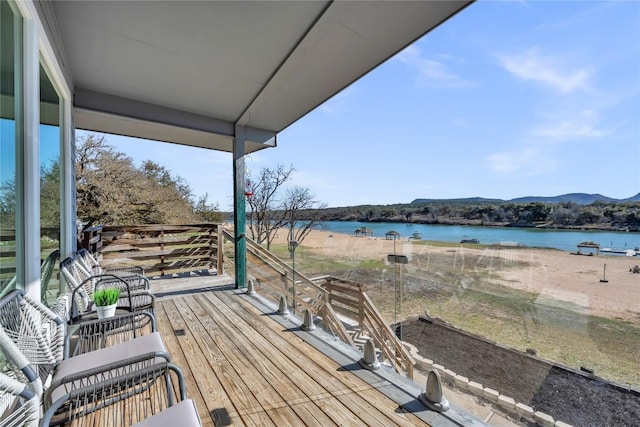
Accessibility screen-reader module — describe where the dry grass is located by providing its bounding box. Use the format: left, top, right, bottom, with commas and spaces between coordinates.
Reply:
271, 239, 640, 387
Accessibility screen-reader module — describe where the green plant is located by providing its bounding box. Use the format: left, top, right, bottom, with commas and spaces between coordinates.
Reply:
93, 287, 121, 307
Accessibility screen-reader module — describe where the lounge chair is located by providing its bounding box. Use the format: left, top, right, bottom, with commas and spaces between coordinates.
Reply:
0, 291, 199, 426
65, 310, 157, 358
0, 291, 65, 386
62, 255, 150, 294
1, 328, 198, 427
1, 316, 190, 426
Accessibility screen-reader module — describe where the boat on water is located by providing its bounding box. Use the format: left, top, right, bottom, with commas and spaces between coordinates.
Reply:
460, 236, 480, 244
601, 247, 640, 257
409, 231, 422, 240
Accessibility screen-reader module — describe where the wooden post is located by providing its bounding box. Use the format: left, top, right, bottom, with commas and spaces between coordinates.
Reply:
206, 226, 213, 270
217, 224, 224, 275
81, 226, 103, 256
160, 229, 166, 276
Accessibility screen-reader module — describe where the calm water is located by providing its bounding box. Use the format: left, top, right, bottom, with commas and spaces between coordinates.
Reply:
318, 221, 640, 253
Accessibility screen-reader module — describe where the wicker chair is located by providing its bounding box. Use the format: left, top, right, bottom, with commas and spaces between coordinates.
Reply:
0, 290, 165, 407
2, 324, 194, 427
0, 323, 42, 425
61, 255, 150, 294
0, 326, 43, 398
60, 257, 155, 321
76, 248, 145, 278
0, 291, 64, 386
1, 337, 199, 427
41, 360, 197, 426
65, 310, 157, 358
0, 371, 40, 427
0, 290, 200, 426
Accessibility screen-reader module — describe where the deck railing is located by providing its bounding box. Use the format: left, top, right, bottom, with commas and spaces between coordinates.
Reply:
81, 223, 223, 277
223, 229, 414, 379
1, 228, 61, 301
316, 276, 415, 379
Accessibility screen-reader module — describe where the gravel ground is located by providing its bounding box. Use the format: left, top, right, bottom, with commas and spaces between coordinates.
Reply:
399, 316, 640, 427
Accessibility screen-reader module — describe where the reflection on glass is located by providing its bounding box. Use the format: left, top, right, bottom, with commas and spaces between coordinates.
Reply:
40, 64, 61, 302
0, 1, 19, 295
245, 215, 639, 425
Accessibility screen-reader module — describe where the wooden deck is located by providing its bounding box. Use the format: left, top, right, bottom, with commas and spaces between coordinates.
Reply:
155, 288, 447, 427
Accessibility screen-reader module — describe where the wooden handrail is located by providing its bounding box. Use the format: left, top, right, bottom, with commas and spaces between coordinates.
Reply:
323, 303, 355, 347
224, 229, 328, 314
220, 229, 415, 379
360, 291, 415, 378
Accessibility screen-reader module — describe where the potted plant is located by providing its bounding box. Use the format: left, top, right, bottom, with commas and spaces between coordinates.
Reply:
93, 287, 121, 319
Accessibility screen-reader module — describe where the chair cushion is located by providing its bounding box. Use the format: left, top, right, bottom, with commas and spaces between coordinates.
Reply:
132, 399, 201, 426
51, 332, 166, 402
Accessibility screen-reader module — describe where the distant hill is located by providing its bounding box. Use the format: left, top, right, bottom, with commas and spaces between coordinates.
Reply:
409, 197, 504, 204
411, 193, 640, 206
623, 193, 640, 202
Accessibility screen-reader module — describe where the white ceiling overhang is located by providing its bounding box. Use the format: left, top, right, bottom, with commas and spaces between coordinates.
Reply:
48, 1, 473, 153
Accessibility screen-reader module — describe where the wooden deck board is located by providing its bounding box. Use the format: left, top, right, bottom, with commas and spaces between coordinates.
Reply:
288, 401, 339, 426
156, 300, 245, 426
206, 292, 425, 427
213, 291, 426, 426
172, 297, 288, 413
157, 290, 431, 426
207, 292, 356, 394
169, 298, 260, 418
190, 297, 311, 404
199, 293, 346, 398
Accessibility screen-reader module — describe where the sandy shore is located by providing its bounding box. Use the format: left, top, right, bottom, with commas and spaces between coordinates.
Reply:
272, 229, 640, 323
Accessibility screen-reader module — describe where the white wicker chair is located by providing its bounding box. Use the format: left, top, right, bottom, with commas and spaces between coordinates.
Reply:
60, 257, 155, 321
0, 291, 200, 426
0, 371, 40, 427
0, 291, 64, 386
0, 290, 163, 406
76, 248, 145, 278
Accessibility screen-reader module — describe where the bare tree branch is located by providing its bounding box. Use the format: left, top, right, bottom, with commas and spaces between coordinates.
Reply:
246, 165, 325, 253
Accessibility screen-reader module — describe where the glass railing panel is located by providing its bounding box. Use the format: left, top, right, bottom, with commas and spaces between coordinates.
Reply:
249, 221, 639, 426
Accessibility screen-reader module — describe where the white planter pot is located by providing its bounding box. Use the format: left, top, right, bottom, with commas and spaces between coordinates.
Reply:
96, 303, 117, 319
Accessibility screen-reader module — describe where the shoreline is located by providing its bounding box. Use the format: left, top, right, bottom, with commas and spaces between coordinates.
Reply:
345, 218, 638, 233
313, 220, 640, 255
271, 228, 640, 323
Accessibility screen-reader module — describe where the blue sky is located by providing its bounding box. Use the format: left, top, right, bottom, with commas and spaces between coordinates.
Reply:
93, 0, 640, 210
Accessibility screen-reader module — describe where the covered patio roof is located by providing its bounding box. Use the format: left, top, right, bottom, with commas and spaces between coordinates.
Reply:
42, 1, 472, 153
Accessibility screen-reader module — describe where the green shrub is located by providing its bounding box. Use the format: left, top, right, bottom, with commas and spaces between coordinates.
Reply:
93, 287, 121, 306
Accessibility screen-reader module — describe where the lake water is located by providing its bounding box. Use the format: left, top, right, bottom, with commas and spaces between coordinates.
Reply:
318, 221, 640, 254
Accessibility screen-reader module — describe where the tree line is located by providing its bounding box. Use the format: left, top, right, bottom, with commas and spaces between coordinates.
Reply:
4, 134, 635, 238
1, 135, 327, 254
297, 200, 640, 231
76, 135, 224, 227
0, 134, 223, 229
